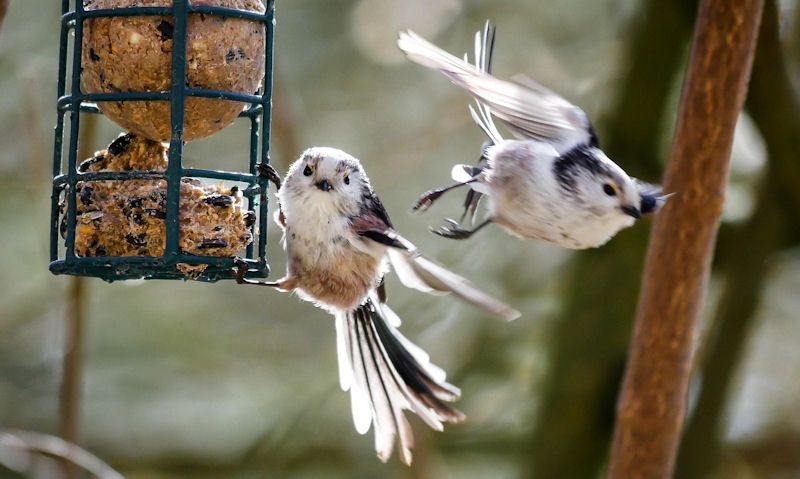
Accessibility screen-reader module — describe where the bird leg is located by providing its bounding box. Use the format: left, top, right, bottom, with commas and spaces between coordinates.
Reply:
461, 189, 484, 224
232, 258, 281, 287
256, 163, 282, 191
411, 181, 473, 213
431, 218, 493, 240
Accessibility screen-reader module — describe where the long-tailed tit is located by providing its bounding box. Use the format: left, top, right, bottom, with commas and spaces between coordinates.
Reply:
235, 148, 519, 464
398, 22, 670, 249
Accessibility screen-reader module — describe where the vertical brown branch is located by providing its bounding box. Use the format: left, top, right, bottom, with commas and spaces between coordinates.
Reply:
527, 3, 698, 476
270, 73, 301, 167
0, 0, 9, 34
23, 77, 47, 189
676, 1, 800, 476
59, 114, 98, 479
607, 1, 764, 478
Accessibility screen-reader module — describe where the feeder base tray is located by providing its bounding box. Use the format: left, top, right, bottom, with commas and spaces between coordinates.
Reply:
49, 255, 268, 283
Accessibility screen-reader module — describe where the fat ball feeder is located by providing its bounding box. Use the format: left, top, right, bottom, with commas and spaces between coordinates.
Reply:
50, 0, 276, 282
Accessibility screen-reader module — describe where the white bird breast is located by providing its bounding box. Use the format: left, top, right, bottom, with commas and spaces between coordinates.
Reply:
483, 140, 636, 249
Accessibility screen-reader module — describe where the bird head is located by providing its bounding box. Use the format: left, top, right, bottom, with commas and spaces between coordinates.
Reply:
283, 147, 370, 215
553, 147, 669, 226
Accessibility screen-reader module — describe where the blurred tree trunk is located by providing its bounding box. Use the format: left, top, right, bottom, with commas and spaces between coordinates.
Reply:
527, 1, 697, 477
733, 431, 800, 476
270, 73, 301, 168
676, 1, 800, 477
607, 1, 764, 478
0, 0, 9, 33
59, 114, 97, 479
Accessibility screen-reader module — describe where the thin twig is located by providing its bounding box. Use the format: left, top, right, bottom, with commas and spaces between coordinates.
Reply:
0, 430, 123, 479
607, 1, 764, 477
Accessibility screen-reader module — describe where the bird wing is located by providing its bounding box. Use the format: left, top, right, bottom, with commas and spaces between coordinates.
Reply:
386, 247, 519, 321
466, 21, 504, 147
398, 25, 596, 154
335, 293, 463, 465
350, 190, 519, 321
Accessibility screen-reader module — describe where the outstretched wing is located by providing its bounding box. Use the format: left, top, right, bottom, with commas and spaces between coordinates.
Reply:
398, 24, 596, 154
351, 192, 520, 321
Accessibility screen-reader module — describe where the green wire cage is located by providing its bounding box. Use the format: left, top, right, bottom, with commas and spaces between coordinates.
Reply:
50, 0, 275, 283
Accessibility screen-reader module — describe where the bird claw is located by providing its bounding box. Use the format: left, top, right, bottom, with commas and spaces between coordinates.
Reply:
430, 218, 473, 240
256, 163, 282, 191
232, 258, 251, 284
411, 188, 445, 214
232, 258, 281, 287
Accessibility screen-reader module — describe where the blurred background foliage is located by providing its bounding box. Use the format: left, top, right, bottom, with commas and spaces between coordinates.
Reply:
1, 0, 800, 477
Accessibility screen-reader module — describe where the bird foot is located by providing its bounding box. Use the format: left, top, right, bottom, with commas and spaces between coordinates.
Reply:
430, 218, 475, 240
232, 258, 279, 287
256, 163, 282, 191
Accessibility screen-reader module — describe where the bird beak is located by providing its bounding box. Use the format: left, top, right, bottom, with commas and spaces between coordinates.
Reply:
316, 179, 333, 192
640, 191, 674, 215
640, 193, 658, 215
622, 205, 641, 219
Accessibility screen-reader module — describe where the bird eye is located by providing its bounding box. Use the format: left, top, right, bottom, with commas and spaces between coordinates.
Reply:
603, 183, 617, 196
343, 175, 350, 185
303, 165, 312, 177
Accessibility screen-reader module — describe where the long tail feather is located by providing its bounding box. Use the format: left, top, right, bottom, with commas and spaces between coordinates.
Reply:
335, 295, 464, 465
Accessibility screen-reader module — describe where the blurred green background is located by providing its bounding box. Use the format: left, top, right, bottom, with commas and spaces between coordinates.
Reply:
2, 0, 800, 477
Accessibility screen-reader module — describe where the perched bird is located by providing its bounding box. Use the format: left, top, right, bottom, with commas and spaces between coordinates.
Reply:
235, 148, 519, 465
398, 22, 670, 249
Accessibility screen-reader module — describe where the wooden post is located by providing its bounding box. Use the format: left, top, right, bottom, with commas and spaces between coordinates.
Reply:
606, 1, 764, 478
59, 114, 97, 479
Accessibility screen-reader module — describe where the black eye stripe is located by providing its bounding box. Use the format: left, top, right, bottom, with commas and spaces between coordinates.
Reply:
603, 183, 617, 196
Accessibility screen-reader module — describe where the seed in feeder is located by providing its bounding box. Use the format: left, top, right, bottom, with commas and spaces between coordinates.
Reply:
225, 48, 246, 63
79, 185, 94, 205
146, 209, 167, 220
199, 238, 229, 249
156, 20, 174, 41
131, 212, 146, 225
243, 211, 256, 227
63, 133, 254, 273
78, 154, 107, 172
125, 233, 147, 246
107, 133, 134, 156
81, 0, 267, 142
128, 197, 144, 208
202, 194, 234, 207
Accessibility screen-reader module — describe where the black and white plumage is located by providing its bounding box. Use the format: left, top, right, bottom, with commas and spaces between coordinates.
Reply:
335, 293, 464, 464
398, 22, 670, 249
236, 147, 519, 464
